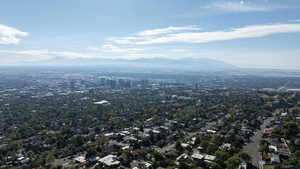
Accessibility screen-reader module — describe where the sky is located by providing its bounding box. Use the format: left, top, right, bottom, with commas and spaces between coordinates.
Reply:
0, 0, 300, 69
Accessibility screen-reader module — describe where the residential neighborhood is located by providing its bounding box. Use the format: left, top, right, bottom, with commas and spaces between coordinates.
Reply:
0, 70, 299, 169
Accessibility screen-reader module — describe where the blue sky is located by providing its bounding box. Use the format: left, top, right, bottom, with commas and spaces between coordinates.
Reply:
0, 0, 300, 69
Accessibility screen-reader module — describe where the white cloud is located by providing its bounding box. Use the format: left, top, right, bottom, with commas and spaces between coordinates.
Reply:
210, 1, 270, 12
109, 21, 300, 45
0, 24, 28, 45
0, 47, 185, 64
108, 25, 201, 45
51, 51, 92, 59
87, 44, 145, 54
86, 46, 100, 51
118, 53, 167, 60
101, 44, 144, 53
170, 49, 188, 52
0, 50, 94, 64
137, 25, 201, 36
0, 48, 152, 64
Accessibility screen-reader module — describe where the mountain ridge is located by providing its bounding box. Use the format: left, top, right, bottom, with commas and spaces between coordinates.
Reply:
18, 57, 238, 72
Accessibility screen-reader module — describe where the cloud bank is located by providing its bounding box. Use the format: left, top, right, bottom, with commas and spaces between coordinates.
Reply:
0, 49, 164, 64
0, 25, 28, 45
137, 25, 201, 36
88, 44, 144, 53
0, 50, 92, 64
109, 21, 300, 45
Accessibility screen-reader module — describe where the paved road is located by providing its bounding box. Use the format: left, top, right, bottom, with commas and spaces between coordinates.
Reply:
241, 116, 274, 168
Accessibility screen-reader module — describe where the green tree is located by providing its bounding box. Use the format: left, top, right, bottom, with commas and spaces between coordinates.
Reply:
42, 151, 55, 164
96, 136, 109, 146
215, 150, 231, 162
225, 156, 243, 169
237, 152, 251, 162
72, 135, 85, 146
175, 141, 183, 152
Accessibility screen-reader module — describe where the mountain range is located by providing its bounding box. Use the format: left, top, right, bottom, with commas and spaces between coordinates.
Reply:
40, 57, 237, 72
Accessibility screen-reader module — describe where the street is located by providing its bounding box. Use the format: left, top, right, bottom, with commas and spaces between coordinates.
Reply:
241, 116, 274, 168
